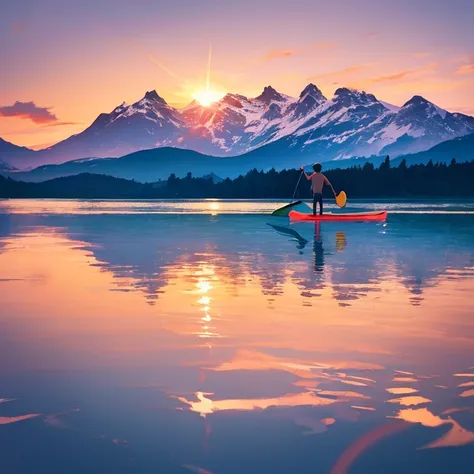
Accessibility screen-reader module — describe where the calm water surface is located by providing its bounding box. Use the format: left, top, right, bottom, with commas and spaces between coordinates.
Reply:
1, 199, 473, 473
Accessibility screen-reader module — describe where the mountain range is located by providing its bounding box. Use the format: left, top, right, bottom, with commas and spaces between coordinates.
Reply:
1, 84, 474, 177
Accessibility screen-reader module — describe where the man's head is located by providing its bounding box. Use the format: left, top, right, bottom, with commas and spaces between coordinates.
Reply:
313, 162, 322, 172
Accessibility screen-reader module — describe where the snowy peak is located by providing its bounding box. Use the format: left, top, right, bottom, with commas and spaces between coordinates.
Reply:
299, 83, 326, 101
254, 86, 286, 104
403, 95, 428, 107
287, 83, 326, 119
333, 87, 378, 106
112, 102, 128, 114
402, 95, 447, 119
221, 93, 246, 108
143, 90, 166, 104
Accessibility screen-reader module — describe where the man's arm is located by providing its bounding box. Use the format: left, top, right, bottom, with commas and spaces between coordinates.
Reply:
324, 175, 337, 195
300, 166, 313, 180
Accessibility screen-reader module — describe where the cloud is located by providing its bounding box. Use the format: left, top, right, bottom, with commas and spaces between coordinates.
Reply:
309, 64, 371, 80
456, 64, 474, 75
370, 70, 417, 83
369, 62, 439, 83
0, 101, 57, 124
262, 49, 295, 61
0, 101, 78, 127
261, 42, 337, 62
42, 121, 80, 128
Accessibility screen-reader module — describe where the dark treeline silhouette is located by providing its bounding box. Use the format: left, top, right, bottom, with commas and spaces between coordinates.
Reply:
1, 156, 473, 198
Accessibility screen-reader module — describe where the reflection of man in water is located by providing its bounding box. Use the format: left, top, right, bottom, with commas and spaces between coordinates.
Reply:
313, 226, 347, 272
313, 222, 324, 272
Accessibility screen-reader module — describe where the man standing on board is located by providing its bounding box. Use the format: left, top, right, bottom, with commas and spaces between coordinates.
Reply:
301, 163, 336, 216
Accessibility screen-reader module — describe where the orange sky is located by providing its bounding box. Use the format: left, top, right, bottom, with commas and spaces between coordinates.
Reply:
1, 0, 474, 148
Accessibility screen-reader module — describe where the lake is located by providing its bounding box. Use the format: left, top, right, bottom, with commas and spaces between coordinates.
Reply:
1, 199, 474, 474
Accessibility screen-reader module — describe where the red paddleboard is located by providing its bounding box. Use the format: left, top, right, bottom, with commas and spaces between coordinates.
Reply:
289, 210, 387, 222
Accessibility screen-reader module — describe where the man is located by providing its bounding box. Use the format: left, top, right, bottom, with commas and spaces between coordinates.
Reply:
300, 163, 336, 215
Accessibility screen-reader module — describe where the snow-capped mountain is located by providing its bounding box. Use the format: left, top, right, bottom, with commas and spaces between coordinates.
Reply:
177, 86, 300, 155
377, 95, 474, 156
2, 84, 474, 171
234, 88, 474, 163
178, 86, 474, 161
40, 90, 185, 160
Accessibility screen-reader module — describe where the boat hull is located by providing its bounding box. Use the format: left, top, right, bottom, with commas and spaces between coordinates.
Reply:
289, 210, 388, 222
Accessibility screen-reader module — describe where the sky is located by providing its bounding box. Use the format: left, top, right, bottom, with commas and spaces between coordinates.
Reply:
1, 0, 474, 148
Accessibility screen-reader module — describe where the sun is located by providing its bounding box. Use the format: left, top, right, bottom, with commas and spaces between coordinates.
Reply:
193, 88, 225, 107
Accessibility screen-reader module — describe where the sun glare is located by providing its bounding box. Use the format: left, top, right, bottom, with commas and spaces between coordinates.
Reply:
193, 89, 225, 107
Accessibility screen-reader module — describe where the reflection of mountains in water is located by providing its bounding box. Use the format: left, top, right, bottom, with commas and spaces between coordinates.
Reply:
1, 213, 474, 305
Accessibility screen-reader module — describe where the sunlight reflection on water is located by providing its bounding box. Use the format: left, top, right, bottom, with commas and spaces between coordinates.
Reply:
1, 198, 474, 215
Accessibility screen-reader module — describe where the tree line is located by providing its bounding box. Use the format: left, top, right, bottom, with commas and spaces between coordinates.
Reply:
163, 157, 474, 198
1, 156, 473, 198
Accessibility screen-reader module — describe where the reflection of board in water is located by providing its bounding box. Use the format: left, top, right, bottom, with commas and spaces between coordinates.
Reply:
266, 223, 308, 250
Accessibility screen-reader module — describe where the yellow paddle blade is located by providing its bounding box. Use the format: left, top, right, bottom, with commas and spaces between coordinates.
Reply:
335, 191, 347, 208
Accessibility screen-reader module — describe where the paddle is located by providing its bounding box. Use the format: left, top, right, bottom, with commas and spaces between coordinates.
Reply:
271, 169, 347, 215
271, 170, 306, 216
335, 190, 347, 208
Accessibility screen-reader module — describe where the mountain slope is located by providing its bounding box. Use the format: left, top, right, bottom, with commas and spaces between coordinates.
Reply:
0, 173, 150, 198
389, 131, 474, 166
0, 137, 35, 168
0, 158, 17, 171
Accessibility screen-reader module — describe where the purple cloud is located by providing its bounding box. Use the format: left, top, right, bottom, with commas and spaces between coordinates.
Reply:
0, 101, 58, 124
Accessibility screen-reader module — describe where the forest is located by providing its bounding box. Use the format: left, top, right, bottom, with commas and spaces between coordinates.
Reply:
1, 157, 473, 199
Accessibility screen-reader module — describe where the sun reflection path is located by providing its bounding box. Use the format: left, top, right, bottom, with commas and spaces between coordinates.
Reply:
192, 265, 221, 347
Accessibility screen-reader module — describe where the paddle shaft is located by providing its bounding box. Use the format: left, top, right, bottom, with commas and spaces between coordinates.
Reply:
292, 170, 304, 200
